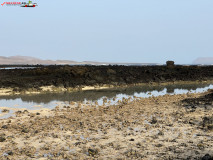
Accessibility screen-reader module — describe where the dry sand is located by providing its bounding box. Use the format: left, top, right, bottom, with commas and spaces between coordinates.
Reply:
0, 91, 212, 159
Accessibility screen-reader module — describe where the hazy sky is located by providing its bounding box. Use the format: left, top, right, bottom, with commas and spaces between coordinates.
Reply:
0, 0, 213, 64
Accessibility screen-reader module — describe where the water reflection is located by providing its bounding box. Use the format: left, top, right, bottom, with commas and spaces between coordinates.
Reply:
0, 83, 212, 112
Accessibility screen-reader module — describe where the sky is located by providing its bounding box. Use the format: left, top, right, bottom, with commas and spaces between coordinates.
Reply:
0, 0, 213, 64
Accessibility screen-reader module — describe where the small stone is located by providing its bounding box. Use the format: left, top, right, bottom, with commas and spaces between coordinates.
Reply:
201, 154, 213, 160
22, 128, 29, 133
0, 137, 6, 142
75, 142, 81, 146
197, 143, 205, 150
207, 125, 213, 130
151, 117, 157, 124
15, 111, 22, 115
88, 148, 98, 156
23, 110, 29, 114
1, 109, 9, 113
171, 139, 176, 142
1, 125, 8, 129
158, 131, 164, 136
7, 151, 13, 155
156, 144, 163, 147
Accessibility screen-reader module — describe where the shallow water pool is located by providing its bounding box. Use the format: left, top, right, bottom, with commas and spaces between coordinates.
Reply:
0, 83, 213, 119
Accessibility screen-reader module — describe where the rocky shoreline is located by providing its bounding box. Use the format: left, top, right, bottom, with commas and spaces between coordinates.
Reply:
0, 65, 213, 95
0, 90, 212, 159
0, 65, 213, 159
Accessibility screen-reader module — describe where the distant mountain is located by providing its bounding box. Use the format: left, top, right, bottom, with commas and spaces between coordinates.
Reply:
193, 57, 213, 65
0, 56, 160, 66
0, 56, 79, 65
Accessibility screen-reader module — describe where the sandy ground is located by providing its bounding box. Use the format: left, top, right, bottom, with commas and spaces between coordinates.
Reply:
0, 91, 213, 160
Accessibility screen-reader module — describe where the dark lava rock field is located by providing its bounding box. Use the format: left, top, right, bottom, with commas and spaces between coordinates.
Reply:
0, 65, 213, 90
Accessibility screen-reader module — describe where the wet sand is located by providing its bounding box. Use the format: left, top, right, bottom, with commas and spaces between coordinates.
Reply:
0, 91, 212, 159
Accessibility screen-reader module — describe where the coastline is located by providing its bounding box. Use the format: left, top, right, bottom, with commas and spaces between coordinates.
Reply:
0, 65, 213, 159
0, 90, 212, 159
